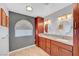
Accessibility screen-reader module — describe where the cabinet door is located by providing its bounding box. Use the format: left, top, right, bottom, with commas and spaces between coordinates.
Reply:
42, 38, 46, 50
39, 37, 46, 50
59, 48, 72, 56
1, 8, 7, 27
45, 39, 51, 55
51, 44, 59, 56
46, 39, 50, 48
38, 18, 44, 33
35, 35, 39, 46
35, 17, 44, 47
35, 17, 44, 34
39, 37, 42, 48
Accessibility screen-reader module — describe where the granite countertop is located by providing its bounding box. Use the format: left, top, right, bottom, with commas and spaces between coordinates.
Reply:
39, 33, 73, 46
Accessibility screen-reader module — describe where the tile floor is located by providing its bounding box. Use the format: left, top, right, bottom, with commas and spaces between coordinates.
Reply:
9, 46, 49, 56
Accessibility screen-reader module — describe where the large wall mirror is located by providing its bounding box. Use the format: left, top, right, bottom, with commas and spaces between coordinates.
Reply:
57, 13, 73, 35
15, 20, 33, 37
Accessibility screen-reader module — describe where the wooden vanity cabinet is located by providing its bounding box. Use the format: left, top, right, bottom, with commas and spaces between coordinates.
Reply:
38, 36, 73, 56
35, 17, 44, 47
50, 40, 73, 56
39, 37, 51, 55
73, 3, 79, 56
35, 4, 79, 56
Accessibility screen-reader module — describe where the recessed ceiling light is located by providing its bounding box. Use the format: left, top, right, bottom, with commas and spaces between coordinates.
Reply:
26, 6, 32, 11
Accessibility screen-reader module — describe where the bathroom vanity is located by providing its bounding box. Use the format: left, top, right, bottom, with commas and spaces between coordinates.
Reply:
38, 34, 73, 56
35, 13, 73, 56
35, 10, 73, 55
35, 4, 79, 56
35, 16, 73, 56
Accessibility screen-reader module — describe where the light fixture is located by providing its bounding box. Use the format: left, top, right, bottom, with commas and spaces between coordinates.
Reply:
47, 20, 51, 24
44, 19, 51, 25
58, 15, 67, 21
58, 17, 61, 21
67, 13, 72, 19
26, 6, 32, 11
26, 3, 32, 12
61, 15, 67, 21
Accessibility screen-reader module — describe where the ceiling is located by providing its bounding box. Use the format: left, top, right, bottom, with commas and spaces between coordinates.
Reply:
6, 3, 72, 17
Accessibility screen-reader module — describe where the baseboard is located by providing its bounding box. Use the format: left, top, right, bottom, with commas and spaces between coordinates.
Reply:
9, 44, 35, 54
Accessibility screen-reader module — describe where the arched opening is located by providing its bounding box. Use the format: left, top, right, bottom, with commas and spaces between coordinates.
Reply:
15, 20, 33, 37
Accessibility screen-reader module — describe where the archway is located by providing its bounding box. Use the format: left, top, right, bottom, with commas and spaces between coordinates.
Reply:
15, 20, 33, 37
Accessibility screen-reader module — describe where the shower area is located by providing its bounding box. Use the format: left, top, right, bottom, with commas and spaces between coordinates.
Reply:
9, 11, 35, 51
